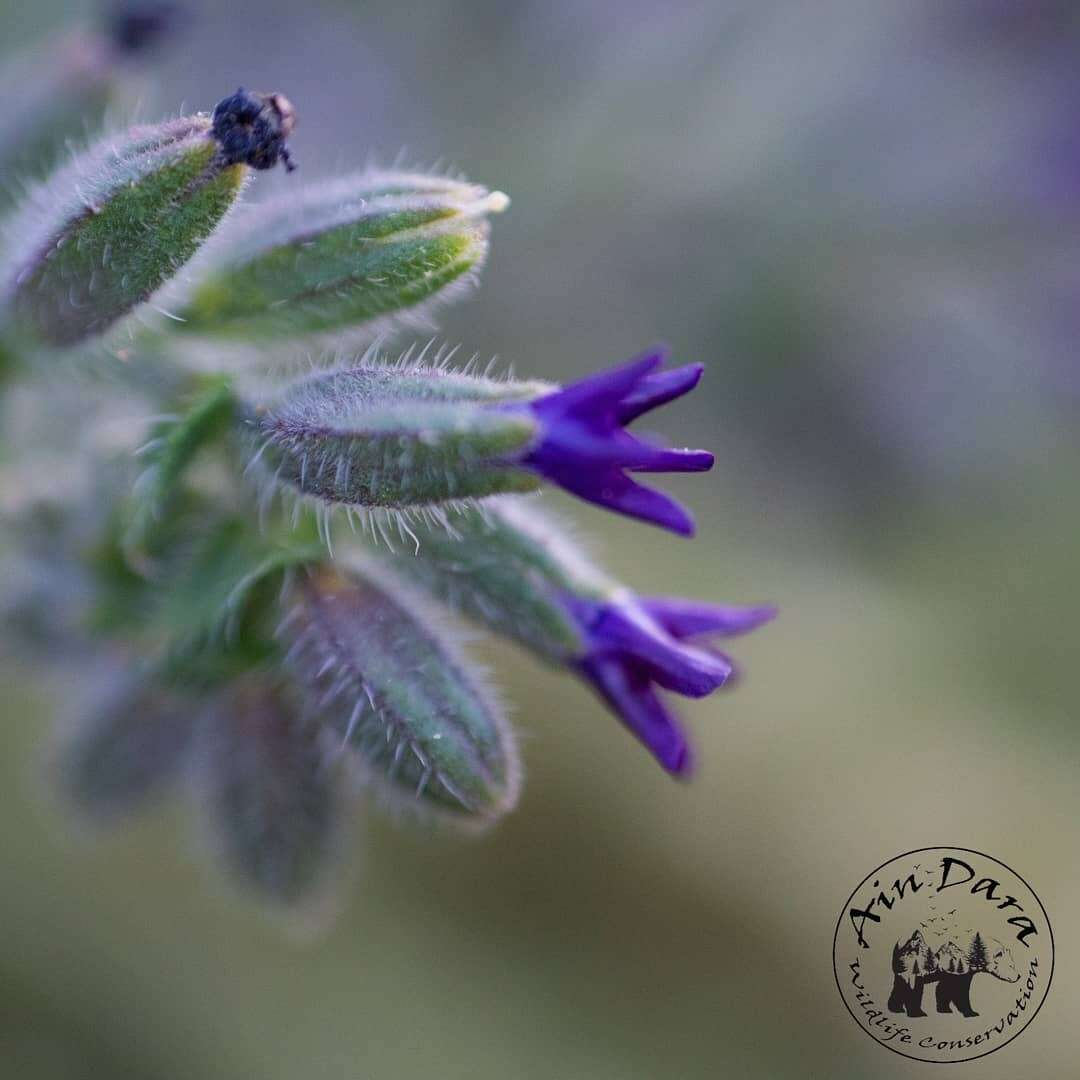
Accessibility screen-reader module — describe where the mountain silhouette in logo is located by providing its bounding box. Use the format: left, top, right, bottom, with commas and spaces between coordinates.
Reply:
887, 916, 1019, 1019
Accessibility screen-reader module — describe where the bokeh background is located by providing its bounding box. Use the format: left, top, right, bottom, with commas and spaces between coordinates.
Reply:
2, 1, 1078, 1076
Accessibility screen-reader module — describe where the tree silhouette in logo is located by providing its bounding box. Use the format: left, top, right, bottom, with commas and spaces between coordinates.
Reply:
887, 925, 1018, 1019
969, 931, 988, 972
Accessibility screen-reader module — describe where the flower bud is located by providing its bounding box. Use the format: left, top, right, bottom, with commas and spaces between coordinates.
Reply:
1, 90, 294, 346
56, 664, 197, 819
243, 360, 546, 512
281, 565, 520, 824
378, 500, 776, 776
243, 347, 711, 529
195, 680, 345, 908
173, 171, 508, 341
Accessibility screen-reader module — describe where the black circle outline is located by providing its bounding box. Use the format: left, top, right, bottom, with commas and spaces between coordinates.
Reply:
831, 845, 1055, 1065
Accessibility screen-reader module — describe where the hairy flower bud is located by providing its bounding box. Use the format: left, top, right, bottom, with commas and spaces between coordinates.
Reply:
377, 500, 776, 775
55, 664, 197, 819
243, 347, 711, 531
195, 680, 345, 909
0, 90, 293, 346
281, 565, 520, 824
243, 357, 546, 513
173, 172, 507, 342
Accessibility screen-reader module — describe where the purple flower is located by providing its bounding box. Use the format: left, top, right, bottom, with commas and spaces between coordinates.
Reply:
566, 594, 777, 775
512, 348, 714, 535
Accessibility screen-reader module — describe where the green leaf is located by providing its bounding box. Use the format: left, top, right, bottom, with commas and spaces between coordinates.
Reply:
128, 377, 237, 548
155, 514, 322, 653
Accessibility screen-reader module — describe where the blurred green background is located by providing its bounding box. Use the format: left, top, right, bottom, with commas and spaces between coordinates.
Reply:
2, 1, 1078, 1076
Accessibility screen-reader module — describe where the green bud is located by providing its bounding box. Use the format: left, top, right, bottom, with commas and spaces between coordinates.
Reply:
242, 359, 549, 514
1, 112, 249, 346
282, 564, 520, 824
173, 171, 508, 341
195, 680, 345, 909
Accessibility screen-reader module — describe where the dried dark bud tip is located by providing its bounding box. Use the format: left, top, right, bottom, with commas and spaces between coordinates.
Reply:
107, 1, 186, 56
211, 88, 297, 172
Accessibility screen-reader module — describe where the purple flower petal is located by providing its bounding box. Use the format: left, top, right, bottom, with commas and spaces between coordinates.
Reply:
578, 599, 731, 696
541, 349, 662, 415
543, 463, 698, 536
617, 361, 705, 424
578, 655, 693, 776
561, 591, 774, 776
624, 446, 714, 474
595, 478, 697, 536
641, 599, 778, 639
505, 349, 713, 534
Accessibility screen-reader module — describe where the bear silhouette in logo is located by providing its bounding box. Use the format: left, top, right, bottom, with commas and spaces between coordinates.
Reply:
889, 926, 1019, 1019
888, 931, 931, 1017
